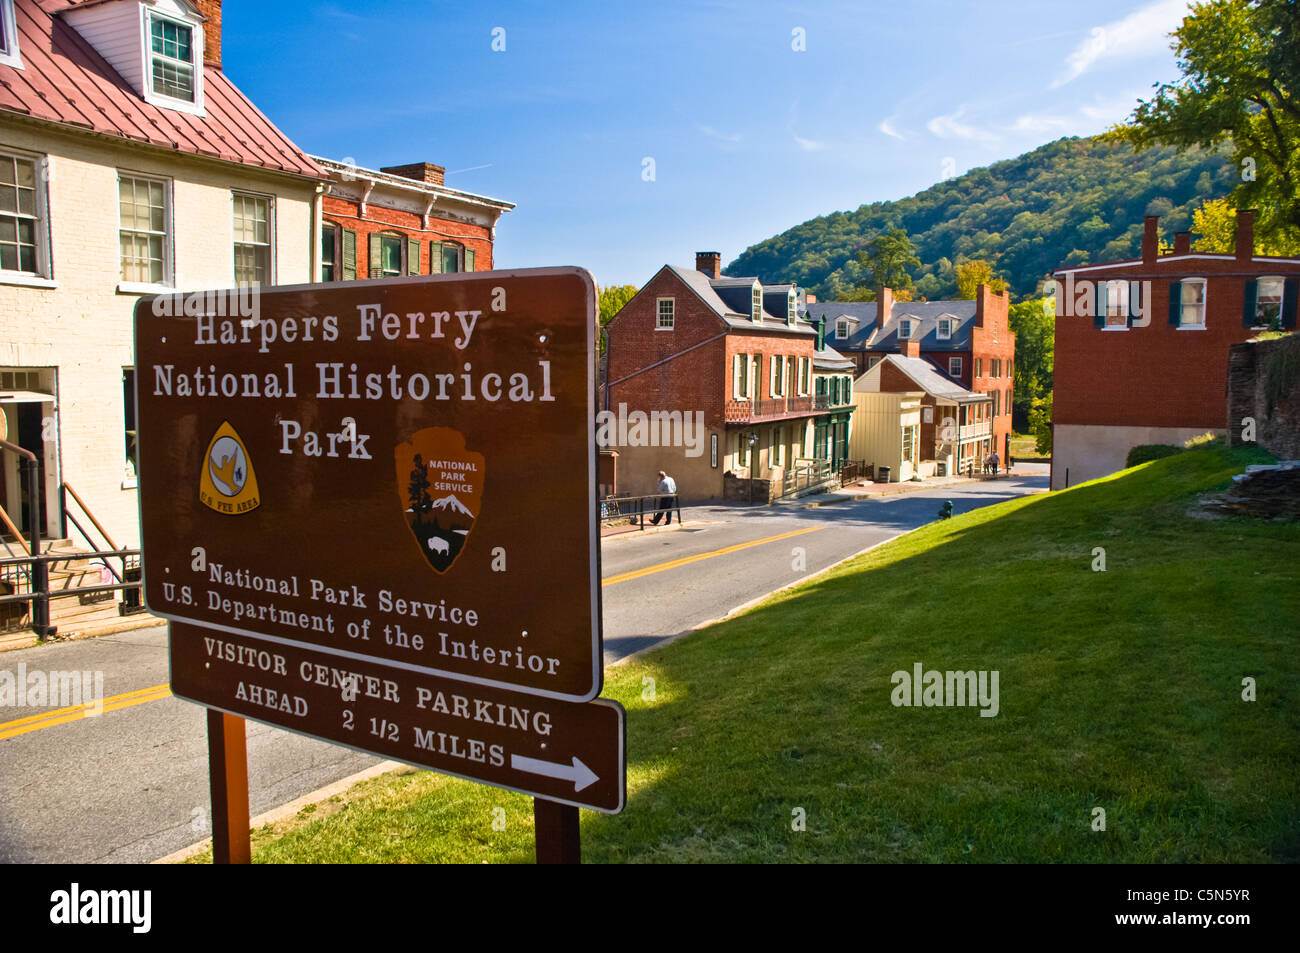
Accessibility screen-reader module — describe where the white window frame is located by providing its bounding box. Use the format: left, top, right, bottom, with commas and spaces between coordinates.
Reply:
948, 356, 962, 377
1179, 278, 1207, 329
836, 318, 849, 340
0, 149, 53, 285
733, 353, 748, 399
770, 353, 782, 397
937, 317, 953, 340
232, 190, 275, 287
117, 171, 173, 292
1254, 276, 1284, 329
898, 319, 913, 340
772, 427, 785, 467
751, 283, 762, 322
142, 8, 206, 116
787, 289, 797, 325
656, 296, 675, 330
0, 0, 24, 70
750, 355, 761, 399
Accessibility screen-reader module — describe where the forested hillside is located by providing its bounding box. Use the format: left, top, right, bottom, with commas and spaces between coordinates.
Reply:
728, 137, 1234, 301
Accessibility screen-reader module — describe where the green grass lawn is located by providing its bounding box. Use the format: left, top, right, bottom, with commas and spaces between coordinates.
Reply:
1009, 433, 1048, 462
187, 445, 1300, 863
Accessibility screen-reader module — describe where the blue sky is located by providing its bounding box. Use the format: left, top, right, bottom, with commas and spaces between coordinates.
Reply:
224, 0, 1193, 288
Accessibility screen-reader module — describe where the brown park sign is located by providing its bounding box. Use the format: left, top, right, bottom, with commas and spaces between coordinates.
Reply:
134, 269, 602, 703
169, 621, 625, 813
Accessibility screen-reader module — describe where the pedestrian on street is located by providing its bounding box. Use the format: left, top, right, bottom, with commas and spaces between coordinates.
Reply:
650, 470, 677, 525
988, 451, 999, 476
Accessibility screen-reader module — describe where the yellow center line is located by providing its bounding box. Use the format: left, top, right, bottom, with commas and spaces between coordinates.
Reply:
0, 682, 173, 741
602, 526, 825, 587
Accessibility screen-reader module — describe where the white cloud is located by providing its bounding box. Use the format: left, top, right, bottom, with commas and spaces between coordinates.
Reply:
1053, 0, 1189, 87
695, 123, 742, 144
793, 135, 829, 152
926, 107, 999, 144
878, 118, 904, 140
1010, 113, 1073, 135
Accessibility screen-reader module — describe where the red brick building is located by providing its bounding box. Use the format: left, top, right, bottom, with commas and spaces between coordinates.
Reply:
805, 284, 1015, 463
1051, 209, 1300, 490
604, 253, 856, 501
312, 157, 513, 281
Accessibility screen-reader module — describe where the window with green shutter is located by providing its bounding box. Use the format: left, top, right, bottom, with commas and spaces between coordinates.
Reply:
341, 228, 357, 280
408, 238, 420, 275
442, 242, 463, 273
429, 241, 443, 274
320, 225, 336, 282
465, 247, 476, 272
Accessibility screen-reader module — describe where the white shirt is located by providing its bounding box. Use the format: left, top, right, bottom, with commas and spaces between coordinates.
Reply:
658, 476, 677, 494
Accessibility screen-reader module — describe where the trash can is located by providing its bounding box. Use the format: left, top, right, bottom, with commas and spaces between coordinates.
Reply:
937, 461, 947, 477
877, 465, 891, 483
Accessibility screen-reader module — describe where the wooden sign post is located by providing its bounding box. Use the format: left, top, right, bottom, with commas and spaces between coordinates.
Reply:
206, 710, 250, 864
136, 269, 624, 863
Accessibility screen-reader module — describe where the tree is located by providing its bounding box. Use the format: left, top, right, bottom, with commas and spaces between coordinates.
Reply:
1108, 0, 1300, 247
1028, 393, 1053, 455
597, 284, 639, 353
1191, 197, 1285, 253
954, 259, 1009, 298
408, 454, 431, 524
1008, 297, 1055, 433
854, 227, 920, 296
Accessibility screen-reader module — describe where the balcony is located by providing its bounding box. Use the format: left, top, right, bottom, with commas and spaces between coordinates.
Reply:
725, 396, 818, 424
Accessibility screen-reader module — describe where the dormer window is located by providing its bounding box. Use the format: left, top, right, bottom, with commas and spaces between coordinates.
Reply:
787, 289, 797, 325
150, 15, 195, 101
836, 318, 849, 340
751, 283, 762, 322
937, 316, 953, 340
0, 0, 23, 70
898, 319, 913, 340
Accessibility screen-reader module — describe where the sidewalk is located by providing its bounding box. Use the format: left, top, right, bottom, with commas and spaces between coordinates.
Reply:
774, 467, 1032, 508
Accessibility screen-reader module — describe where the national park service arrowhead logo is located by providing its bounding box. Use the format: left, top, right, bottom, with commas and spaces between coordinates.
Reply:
396, 427, 484, 573
199, 421, 261, 515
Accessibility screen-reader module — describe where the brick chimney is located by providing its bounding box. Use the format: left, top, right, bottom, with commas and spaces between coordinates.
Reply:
974, 283, 994, 327
900, 335, 921, 358
1173, 231, 1191, 255
875, 286, 893, 329
195, 0, 222, 67
696, 252, 721, 279
1235, 209, 1257, 261
804, 293, 817, 304
381, 162, 446, 187
1142, 215, 1159, 264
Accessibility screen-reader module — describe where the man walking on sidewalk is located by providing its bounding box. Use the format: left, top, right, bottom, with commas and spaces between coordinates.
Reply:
650, 470, 677, 525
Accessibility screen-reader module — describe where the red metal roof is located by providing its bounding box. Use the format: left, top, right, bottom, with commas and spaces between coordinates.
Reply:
0, 1, 323, 179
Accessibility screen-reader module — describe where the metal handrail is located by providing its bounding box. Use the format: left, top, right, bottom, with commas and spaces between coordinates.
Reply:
60, 482, 125, 583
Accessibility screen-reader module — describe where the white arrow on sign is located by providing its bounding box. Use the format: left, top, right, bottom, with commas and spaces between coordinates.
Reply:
510, 754, 599, 792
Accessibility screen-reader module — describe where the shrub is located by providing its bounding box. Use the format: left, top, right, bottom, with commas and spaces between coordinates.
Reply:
1126, 444, 1183, 468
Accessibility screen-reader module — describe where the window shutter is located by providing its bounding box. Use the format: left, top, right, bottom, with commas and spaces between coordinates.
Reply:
1242, 279, 1258, 327
733, 355, 742, 398
1094, 282, 1106, 328
1283, 278, 1300, 329
408, 239, 420, 275
466, 248, 476, 272
341, 229, 357, 280
1168, 281, 1182, 326
368, 233, 383, 278
429, 241, 443, 274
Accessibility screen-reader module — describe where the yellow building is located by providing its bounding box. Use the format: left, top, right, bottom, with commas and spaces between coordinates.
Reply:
848, 391, 924, 482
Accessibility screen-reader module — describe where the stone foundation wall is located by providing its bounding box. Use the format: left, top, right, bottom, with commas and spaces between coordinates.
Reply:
1227, 335, 1300, 459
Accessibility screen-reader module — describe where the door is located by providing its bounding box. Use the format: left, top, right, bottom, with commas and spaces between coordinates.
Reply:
16, 403, 47, 536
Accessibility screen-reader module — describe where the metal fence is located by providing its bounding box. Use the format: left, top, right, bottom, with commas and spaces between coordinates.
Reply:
0, 548, 146, 638
599, 494, 683, 530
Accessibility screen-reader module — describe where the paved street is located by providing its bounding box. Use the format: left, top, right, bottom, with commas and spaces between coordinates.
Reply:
0, 470, 1046, 863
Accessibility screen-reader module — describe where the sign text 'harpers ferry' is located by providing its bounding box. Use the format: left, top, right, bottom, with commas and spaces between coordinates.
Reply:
135, 269, 602, 703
